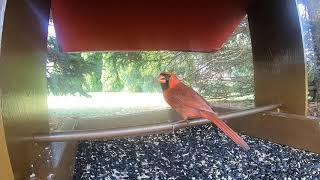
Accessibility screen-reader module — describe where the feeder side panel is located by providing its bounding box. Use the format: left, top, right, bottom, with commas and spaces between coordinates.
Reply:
0, 0, 51, 179
248, 0, 307, 115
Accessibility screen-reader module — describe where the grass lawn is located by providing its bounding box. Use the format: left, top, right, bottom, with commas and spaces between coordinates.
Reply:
48, 92, 169, 131
48, 92, 254, 131
48, 92, 169, 117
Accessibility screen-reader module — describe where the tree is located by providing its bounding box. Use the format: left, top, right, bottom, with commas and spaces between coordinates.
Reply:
47, 37, 93, 97
303, 0, 320, 105
293, 0, 320, 117
100, 51, 196, 92
82, 53, 103, 92
184, 19, 254, 101
47, 18, 255, 102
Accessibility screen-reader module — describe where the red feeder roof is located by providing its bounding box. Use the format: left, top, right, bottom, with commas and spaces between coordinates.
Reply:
51, 0, 251, 52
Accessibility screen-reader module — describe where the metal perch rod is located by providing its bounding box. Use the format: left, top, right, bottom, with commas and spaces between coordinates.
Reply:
32, 104, 281, 142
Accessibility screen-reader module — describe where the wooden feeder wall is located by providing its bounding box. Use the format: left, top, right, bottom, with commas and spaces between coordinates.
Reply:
0, 0, 319, 179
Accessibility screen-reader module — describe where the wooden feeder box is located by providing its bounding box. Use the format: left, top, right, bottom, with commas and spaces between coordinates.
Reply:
0, 0, 318, 179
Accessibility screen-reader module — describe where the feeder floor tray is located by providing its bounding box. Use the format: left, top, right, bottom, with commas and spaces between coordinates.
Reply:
74, 125, 320, 179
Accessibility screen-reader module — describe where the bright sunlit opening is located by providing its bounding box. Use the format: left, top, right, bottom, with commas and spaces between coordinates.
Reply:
48, 23, 56, 37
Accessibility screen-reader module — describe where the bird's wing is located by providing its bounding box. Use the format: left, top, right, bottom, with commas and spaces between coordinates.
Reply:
166, 83, 213, 112
166, 83, 250, 150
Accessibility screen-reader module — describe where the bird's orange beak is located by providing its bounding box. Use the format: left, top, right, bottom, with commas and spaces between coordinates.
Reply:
158, 75, 166, 84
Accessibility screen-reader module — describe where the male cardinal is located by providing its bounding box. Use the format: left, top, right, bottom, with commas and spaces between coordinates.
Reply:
158, 72, 250, 150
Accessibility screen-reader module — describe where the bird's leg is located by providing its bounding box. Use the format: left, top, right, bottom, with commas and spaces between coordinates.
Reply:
173, 119, 189, 125
171, 117, 190, 134
172, 118, 189, 141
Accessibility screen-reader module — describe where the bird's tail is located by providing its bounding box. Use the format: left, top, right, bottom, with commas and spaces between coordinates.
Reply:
200, 111, 250, 150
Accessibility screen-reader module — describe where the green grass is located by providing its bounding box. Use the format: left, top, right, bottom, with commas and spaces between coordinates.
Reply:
48, 92, 169, 118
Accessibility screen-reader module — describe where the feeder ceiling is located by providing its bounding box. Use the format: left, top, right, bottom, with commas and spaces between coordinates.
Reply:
51, 0, 251, 52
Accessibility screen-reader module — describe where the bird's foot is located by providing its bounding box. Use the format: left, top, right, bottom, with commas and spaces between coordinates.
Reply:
171, 119, 190, 133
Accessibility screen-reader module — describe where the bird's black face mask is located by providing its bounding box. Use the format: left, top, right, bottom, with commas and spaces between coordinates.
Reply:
159, 73, 171, 90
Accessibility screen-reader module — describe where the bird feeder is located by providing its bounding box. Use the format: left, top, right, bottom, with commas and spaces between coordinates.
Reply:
0, 0, 318, 179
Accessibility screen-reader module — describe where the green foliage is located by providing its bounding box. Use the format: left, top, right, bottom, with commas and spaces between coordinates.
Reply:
47, 18, 255, 101
100, 52, 196, 92
47, 37, 102, 97
184, 19, 254, 100
300, 0, 320, 103
82, 53, 103, 92
47, 37, 90, 96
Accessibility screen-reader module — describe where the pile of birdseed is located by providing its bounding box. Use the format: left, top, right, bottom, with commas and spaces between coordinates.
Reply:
73, 124, 320, 179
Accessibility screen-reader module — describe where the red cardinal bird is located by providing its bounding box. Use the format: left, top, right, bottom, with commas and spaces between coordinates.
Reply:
158, 72, 250, 150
